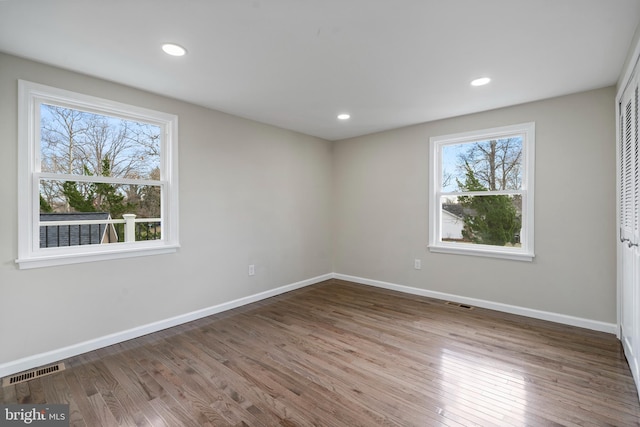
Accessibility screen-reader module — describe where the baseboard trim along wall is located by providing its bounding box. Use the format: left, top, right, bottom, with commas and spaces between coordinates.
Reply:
334, 273, 617, 335
0, 271, 617, 378
0, 273, 333, 379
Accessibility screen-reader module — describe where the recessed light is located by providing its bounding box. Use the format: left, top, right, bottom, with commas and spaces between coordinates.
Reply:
162, 43, 187, 57
337, 113, 351, 120
471, 77, 491, 87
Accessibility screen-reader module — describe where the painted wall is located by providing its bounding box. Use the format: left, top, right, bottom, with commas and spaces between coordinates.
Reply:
0, 51, 618, 373
333, 87, 616, 323
618, 22, 640, 92
0, 53, 333, 366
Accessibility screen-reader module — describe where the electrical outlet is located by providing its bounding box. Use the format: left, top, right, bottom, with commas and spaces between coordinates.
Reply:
248, 264, 255, 276
414, 259, 421, 270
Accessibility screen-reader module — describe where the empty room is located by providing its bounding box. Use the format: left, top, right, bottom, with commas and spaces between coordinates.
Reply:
2, 1, 640, 425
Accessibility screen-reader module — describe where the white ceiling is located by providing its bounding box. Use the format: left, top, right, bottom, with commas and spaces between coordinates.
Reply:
1, 0, 639, 141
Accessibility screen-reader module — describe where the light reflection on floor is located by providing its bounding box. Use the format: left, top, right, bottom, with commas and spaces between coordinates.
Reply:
438, 348, 527, 425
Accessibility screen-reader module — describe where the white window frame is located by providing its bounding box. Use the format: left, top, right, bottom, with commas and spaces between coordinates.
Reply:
16, 80, 180, 269
428, 122, 535, 261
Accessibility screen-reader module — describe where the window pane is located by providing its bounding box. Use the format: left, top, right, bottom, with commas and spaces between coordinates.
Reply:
39, 216, 162, 247
441, 195, 522, 247
442, 137, 523, 192
40, 104, 161, 179
39, 179, 162, 248
40, 213, 120, 248
39, 179, 161, 217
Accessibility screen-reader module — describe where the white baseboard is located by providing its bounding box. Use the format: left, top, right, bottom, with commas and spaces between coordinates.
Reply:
1, 271, 617, 379
0, 273, 333, 379
334, 273, 617, 334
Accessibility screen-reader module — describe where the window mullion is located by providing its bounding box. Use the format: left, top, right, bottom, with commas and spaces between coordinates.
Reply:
37, 172, 163, 187
441, 190, 524, 197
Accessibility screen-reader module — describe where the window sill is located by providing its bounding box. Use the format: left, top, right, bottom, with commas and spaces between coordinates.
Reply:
15, 243, 180, 269
428, 244, 534, 262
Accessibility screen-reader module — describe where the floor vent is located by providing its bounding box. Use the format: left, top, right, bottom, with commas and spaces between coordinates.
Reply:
445, 301, 474, 310
2, 363, 65, 387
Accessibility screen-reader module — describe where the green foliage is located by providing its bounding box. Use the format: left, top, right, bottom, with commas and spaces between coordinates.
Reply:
39, 195, 53, 213
62, 180, 96, 212
137, 167, 161, 218
62, 159, 133, 218
40, 104, 162, 219
93, 159, 132, 219
457, 165, 521, 246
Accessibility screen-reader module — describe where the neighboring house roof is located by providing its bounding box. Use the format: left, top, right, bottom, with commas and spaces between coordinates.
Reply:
442, 204, 464, 218
40, 212, 118, 248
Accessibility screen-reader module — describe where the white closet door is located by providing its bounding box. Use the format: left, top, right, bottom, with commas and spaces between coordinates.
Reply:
619, 68, 640, 390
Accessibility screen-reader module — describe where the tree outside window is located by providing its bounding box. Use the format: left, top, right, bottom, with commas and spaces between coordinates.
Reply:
39, 104, 163, 244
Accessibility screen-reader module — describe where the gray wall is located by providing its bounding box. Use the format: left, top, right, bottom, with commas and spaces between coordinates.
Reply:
618, 22, 640, 91
333, 87, 616, 323
0, 53, 333, 365
0, 51, 618, 369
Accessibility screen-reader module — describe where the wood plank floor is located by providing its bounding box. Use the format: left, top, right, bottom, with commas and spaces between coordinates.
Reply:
2, 279, 640, 426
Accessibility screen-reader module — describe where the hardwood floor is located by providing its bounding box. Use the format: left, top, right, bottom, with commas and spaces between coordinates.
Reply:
2, 279, 639, 426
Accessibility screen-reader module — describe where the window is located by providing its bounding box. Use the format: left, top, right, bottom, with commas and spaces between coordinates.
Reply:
429, 123, 534, 261
17, 80, 179, 269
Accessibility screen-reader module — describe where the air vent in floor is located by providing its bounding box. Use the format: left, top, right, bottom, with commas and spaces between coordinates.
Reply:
445, 301, 474, 310
2, 362, 65, 387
